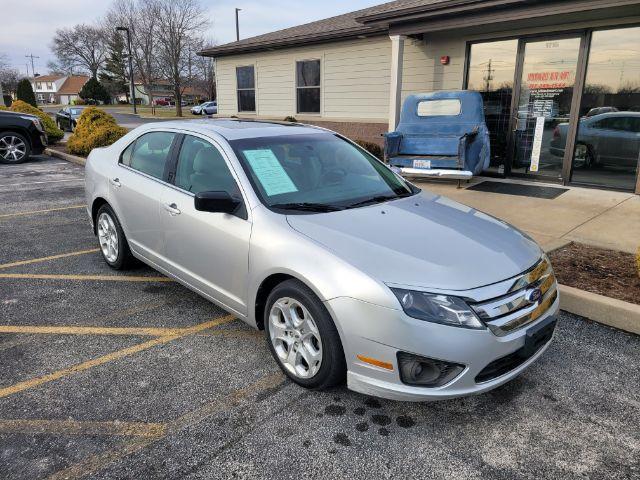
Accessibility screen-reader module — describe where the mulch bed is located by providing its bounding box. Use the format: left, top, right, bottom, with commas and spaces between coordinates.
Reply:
548, 242, 640, 305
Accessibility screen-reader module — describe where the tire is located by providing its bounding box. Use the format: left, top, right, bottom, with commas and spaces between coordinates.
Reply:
95, 204, 134, 270
575, 143, 596, 168
264, 279, 346, 389
0, 131, 31, 164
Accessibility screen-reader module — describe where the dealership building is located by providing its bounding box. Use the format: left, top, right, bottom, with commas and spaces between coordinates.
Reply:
201, 0, 640, 193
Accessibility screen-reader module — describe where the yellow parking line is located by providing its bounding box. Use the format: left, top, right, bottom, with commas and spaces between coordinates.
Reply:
0, 419, 166, 438
0, 248, 99, 270
0, 315, 236, 399
0, 325, 186, 337
0, 204, 86, 219
0, 273, 172, 282
48, 373, 285, 480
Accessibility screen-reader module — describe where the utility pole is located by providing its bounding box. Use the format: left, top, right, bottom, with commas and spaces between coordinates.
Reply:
483, 59, 494, 92
116, 27, 137, 114
235, 8, 241, 42
25, 54, 40, 78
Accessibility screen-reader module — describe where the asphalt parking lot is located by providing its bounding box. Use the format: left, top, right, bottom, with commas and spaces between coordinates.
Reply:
1, 155, 639, 480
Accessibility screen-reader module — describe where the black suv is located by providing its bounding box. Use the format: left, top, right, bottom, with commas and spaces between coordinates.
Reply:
0, 110, 48, 164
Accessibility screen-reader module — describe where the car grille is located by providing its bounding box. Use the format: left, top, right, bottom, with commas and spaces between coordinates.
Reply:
470, 257, 558, 337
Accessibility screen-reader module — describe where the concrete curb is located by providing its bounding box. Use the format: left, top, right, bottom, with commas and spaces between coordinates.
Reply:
559, 284, 640, 335
542, 238, 572, 254
45, 148, 86, 166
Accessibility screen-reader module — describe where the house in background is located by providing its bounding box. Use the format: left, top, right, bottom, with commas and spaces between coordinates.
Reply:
31, 75, 66, 104
57, 76, 90, 105
201, 0, 640, 194
132, 80, 208, 106
30, 75, 89, 105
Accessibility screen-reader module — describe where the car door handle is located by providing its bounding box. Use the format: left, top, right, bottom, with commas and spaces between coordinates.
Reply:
110, 177, 121, 188
163, 202, 181, 215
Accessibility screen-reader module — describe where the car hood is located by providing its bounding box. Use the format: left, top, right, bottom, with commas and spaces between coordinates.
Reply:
286, 192, 541, 291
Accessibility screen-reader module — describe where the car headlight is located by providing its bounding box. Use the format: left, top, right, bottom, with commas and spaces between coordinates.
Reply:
391, 288, 485, 329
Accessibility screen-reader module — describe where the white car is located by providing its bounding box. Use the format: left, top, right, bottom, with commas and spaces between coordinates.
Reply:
190, 101, 217, 115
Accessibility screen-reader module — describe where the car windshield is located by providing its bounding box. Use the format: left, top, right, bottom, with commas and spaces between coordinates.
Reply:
230, 133, 416, 212
70, 108, 82, 115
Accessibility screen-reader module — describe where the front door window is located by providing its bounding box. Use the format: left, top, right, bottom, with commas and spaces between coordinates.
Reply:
512, 37, 581, 177
570, 27, 640, 191
466, 39, 518, 174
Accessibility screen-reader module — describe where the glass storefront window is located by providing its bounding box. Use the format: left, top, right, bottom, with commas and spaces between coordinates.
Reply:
467, 39, 518, 173
512, 37, 581, 177
570, 27, 640, 191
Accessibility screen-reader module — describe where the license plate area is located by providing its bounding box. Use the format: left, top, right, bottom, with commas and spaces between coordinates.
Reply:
520, 316, 556, 358
412, 159, 431, 169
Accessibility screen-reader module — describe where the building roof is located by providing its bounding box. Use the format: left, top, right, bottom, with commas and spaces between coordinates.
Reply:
199, 0, 455, 57
57, 76, 90, 95
31, 75, 64, 83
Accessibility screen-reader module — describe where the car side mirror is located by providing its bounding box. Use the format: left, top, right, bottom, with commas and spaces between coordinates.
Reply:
194, 191, 243, 216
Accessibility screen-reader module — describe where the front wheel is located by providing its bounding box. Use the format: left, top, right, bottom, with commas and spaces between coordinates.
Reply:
96, 204, 134, 270
264, 279, 346, 389
0, 132, 31, 164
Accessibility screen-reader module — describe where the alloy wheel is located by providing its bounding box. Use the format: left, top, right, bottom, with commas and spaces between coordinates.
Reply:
0, 135, 27, 162
97, 212, 119, 263
269, 297, 323, 379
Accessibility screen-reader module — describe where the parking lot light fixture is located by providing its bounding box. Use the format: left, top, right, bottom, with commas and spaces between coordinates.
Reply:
116, 26, 137, 114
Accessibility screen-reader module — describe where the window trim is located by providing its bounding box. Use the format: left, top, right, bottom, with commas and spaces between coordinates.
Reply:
236, 64, 256, 113
295, 58, 322, 115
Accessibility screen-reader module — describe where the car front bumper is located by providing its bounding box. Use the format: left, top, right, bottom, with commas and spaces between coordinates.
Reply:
324, 294, 559, 402
394, 167, 473, 180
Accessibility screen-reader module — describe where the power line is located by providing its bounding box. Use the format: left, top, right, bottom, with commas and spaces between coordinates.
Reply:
25, 54, 40, 78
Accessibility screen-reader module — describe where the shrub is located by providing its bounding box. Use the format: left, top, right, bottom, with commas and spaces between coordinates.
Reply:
79, 77, 110, 104
73, 98, 87, 106
354, 139, 383, 159
0, 105, 7, 111
9, 99, 64, 143
16, 78, 37, 107
283, 116, 297, 122
67, 107, 127, 156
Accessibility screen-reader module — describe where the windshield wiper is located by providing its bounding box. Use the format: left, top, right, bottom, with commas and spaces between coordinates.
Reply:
346, 192, 413, 209
271, 202, 344, 212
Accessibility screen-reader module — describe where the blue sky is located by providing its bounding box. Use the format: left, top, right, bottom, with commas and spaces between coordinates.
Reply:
0, 0, 384, 76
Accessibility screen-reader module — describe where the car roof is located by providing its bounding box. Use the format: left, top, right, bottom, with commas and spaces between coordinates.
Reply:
142, 118, 327, 141
589, 111, 640, 120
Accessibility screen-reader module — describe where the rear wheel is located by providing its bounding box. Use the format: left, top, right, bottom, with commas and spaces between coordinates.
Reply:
264, 279, 346, 389
0, 132, 30, 164
96, 204, 134, 270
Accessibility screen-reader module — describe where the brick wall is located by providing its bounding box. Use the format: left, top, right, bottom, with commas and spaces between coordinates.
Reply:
301, 120, 388, 146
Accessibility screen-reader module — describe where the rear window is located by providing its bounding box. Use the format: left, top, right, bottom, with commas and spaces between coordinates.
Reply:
417, 99, 461, 117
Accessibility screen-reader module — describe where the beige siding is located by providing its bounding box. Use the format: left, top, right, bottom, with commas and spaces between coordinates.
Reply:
215, 36, 392, 122
400, 35, 465, 103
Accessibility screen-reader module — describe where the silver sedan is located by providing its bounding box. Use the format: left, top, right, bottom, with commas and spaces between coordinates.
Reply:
84, 119, 559, 401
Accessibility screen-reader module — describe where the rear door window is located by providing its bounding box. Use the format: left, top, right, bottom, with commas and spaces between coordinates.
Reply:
123, 131, 177, 180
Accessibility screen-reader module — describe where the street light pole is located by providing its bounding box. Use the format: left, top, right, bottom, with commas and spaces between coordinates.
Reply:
116, 26, 137, 114
235, 8, 241, 42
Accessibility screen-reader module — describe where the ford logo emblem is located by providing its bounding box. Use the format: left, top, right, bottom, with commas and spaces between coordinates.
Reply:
525, 288, 543, 304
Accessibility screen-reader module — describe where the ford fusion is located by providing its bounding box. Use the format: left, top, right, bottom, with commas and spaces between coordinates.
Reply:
84, 120, 558, 401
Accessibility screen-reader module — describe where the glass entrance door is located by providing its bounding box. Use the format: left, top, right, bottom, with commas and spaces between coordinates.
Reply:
511, 37, 582, 178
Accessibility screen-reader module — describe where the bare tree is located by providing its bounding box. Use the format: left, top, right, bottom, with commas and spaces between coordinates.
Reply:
184, 37, 216, 102
51, 24, 108, 78
47, 59, 76, 76
154, 0, 210, 116
0, 54, 21, 98
106, 0, 161, 109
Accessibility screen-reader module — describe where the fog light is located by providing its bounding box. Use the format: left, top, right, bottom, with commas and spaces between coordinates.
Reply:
397, 352, 464, 387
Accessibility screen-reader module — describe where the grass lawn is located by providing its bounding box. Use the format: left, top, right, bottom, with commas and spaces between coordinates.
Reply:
97, 104, 202, 119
